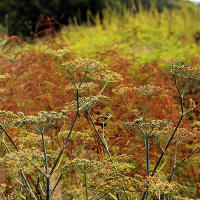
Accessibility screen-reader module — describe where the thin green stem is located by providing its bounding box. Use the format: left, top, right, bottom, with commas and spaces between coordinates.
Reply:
175, 145, 200, 169
41, 131, 48, 174
141, 115, 184, 200
0, 123, 19, 151
84, 173, 88, 200
121, 95, 141, 119
144, 139, 149, 177
142, 97, 149, 119
50, 174, 63, 197
168, 140, 177, 182
46, 177, 50, 200
174, 75, 184, 114
20, 170, 37, 200
88, 111, 129, 200
50, 71, 87, 175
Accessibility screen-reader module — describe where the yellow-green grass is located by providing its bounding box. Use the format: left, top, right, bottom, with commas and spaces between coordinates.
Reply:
22, 2, 200, 70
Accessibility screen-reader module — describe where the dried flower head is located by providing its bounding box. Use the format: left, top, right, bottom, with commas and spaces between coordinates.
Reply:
133, 84, 167, 98
65, 95, 109, 111
0, 148, 44, 173
170, 64, 200, 80
13, 110, 69, 132
93, 111, 112, 125
62, 58, 107, 74
112, 84, 133, 95
148, 175, 186, 196
0, 110, 17, 127
122, 119, 173, 139
160, 127, 196, 142
96, 70, 124, 83
66, 158, 104, 173
65, 82, 98, 93
46, 48, 70, 57
192, 120, 200, 131
14, 130, 51, 145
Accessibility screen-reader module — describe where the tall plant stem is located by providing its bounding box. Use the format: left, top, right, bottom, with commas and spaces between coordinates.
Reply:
50, 72, 87, 175
84, 173, 88, 200
0, 123, 19, 151
40, 129, 50, 199
88, 111, 129, 200
142, 97, 149, 119
50, 91, 80, 175
141, 75, 188, 200
141, 114, 184, 200
46, 176, 50, 200
121, 95, 141, 119
168, 140, 177, 182
20, 170, 37, 200
144, 138, 150, 177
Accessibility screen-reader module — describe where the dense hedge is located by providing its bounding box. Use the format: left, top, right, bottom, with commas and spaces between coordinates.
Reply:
0, 0, 181, 38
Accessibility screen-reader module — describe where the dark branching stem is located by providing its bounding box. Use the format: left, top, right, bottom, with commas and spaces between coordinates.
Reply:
142, 97, 149, 119
50, 91, 80, 175
168, 140, 177, 183
88, 111, 130, 200
174, 75, 184, 114
50, 72, 87, 176
41, 129, 50, 199
84, 172, 89, 200
88, 111, 110, 155
144, 139, 150, 177
141, 76, 186, 200
49, 106, 79, 175
175, 146, 200, 169
0, 123, 19, 151
20, 170, 37, 200
50, 174, 63, 197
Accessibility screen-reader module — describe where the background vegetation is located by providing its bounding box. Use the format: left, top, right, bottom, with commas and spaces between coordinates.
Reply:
0, 0, 181, 37
0, 0, 200, 199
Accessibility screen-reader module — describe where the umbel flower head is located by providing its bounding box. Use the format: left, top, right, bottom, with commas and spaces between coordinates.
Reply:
62, 58, 123, 82
46, 48, 70, 57
122, 119, 173, 139
62, 58, 107, 74
133, 84, 168, 98
65, 158, 104, 173
0, 110, 17, 127
13, 110, 69, 133
169, 63, 200, 80
96, 69, 124, 82
112, 84, 133, 95
65, 95, 109, 111
159, 127, 196, 143
65, 82, 99, 93
148, 174, 186, 196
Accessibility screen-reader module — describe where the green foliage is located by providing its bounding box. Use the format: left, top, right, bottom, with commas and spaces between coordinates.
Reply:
0, 0, 121, 37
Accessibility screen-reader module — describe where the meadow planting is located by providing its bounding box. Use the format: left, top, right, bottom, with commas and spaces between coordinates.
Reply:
0, 2, 200, 199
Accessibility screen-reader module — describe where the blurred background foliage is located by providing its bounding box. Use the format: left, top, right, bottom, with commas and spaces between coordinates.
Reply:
0, 0, 200, 199
0, 0, 183, 38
